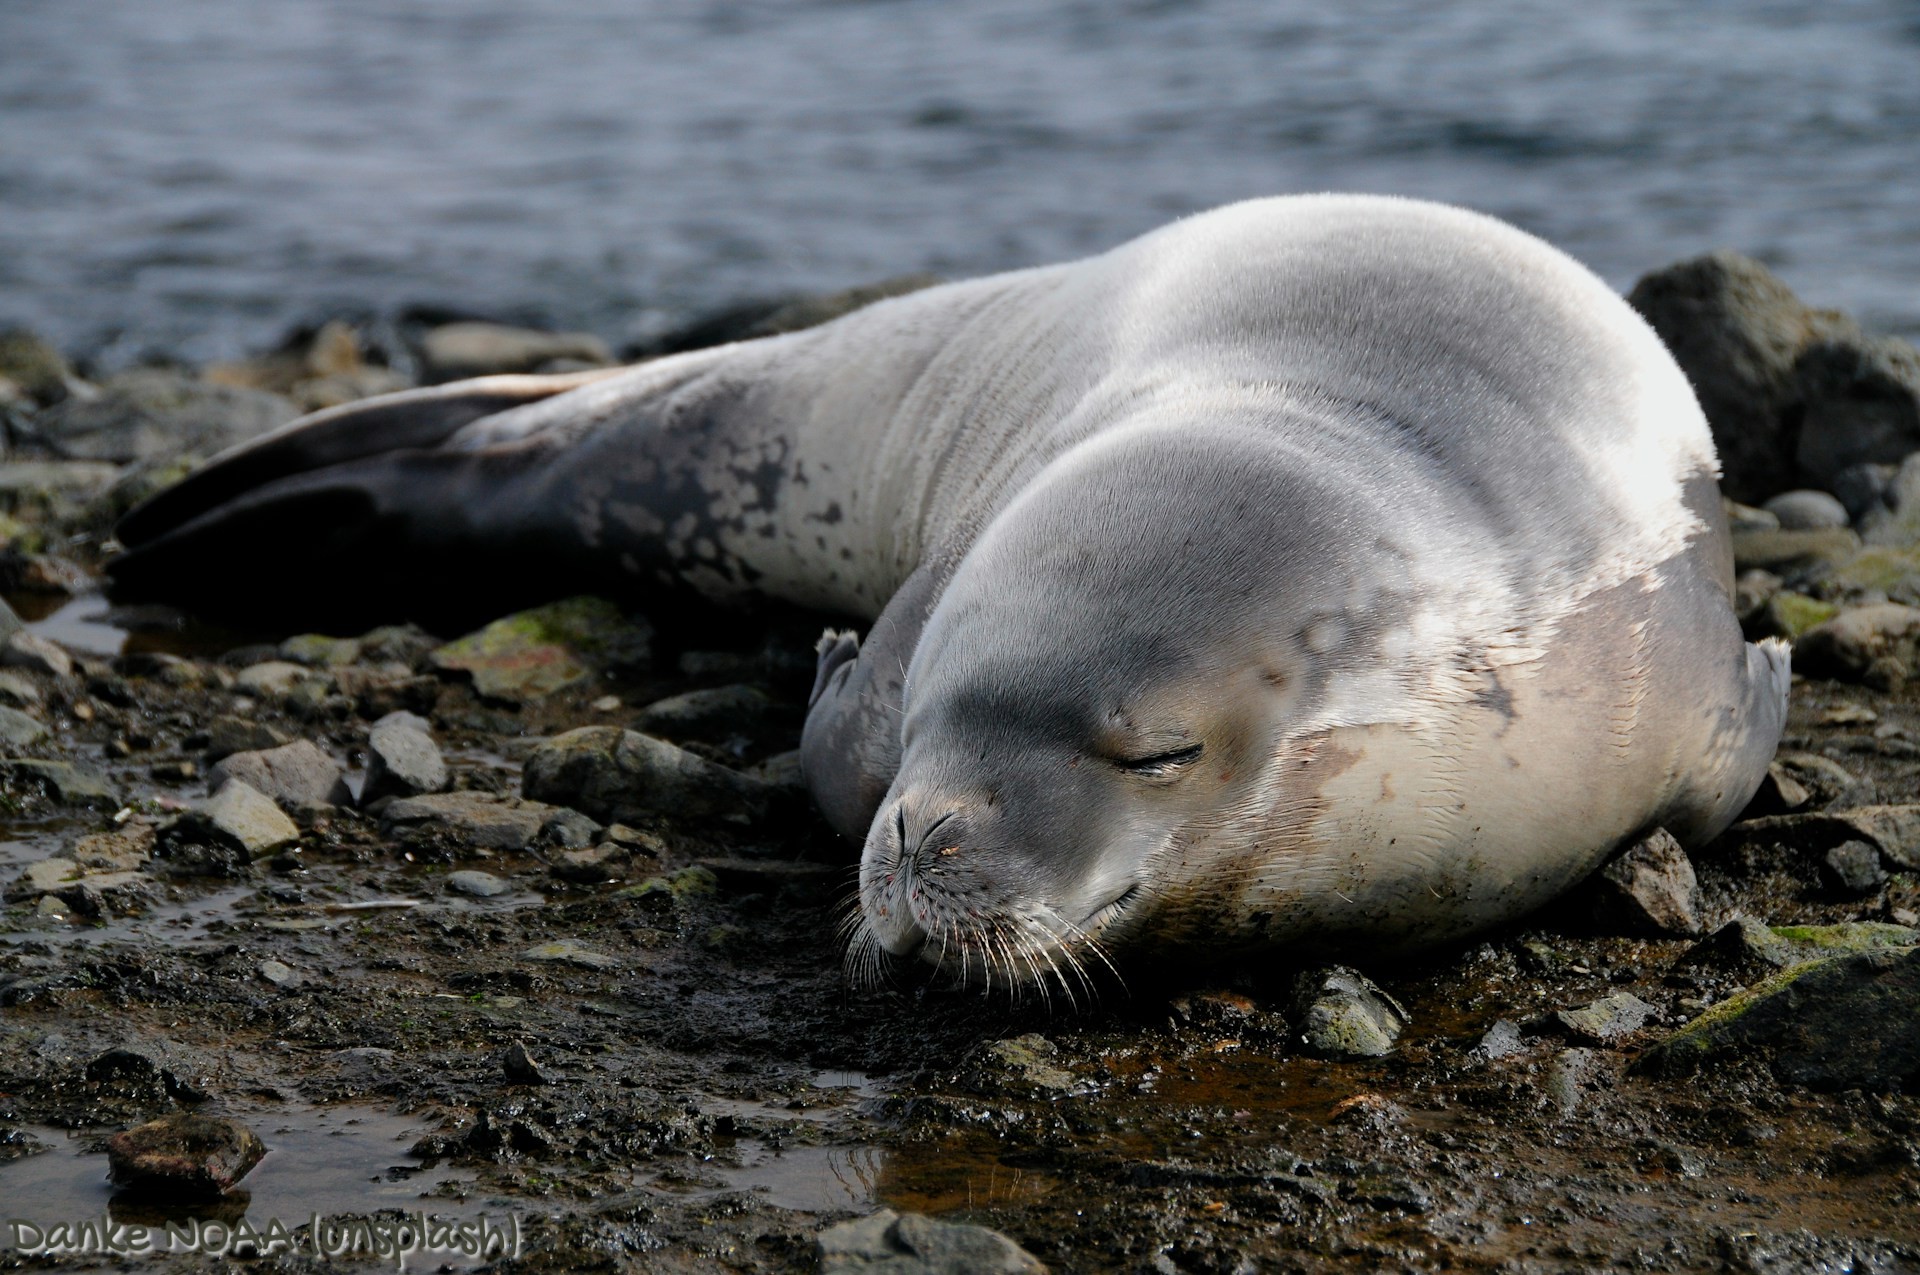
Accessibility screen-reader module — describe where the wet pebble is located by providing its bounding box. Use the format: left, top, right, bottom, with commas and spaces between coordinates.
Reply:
1, 631, 72, 679
816, 1208, 1045, 1275
1587, 828, 1703, 936
0, 758, 120, 809
259, 959, 296, 986
1555, 992, 1655, 1045
1822, 840, 1890, 895
447, 869, 510, 898
106, 1112, 266, 1198
204, 714, 291, 762
167, 780, 300, 861
208, 739, 351, 808
522, 726, 777, 825
360, 711, 448, 806
502, 1040, 549, 1085
6, 856, 78, 900
552, 843, 628, 885
520, 939, 619, 970
1763, 489, 1850, 530
1474, 1019, 1528, 1061
1290, 966, 1408, 1059
231, 659, 314, 698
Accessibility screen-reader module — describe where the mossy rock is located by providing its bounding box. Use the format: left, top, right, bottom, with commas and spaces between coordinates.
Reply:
431, 597, 652, 701
1825, 545, 1920, 605
1762, 592, 1839, 639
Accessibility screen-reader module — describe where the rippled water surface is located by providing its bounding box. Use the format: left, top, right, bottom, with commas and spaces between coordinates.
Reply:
4, 0, 1917, 367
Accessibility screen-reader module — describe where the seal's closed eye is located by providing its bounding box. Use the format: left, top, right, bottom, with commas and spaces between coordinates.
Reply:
1113, 743, 1204, 776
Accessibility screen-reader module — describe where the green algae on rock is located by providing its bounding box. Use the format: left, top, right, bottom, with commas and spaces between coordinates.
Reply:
430, 596, 652, 701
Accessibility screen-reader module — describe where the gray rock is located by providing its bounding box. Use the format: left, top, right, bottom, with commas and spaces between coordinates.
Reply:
1739, 763, 1811, 818
418, 322, 612, 382
1541, 1047, 1607, 1118
39, 368, 298, 465
381, 791, 551, 850
208, 739, 351, 808
1588, 828, 1702, 936
1793, 335, 1920, 491
1638, 945, 1920, 1090
634, 683, 793, 745
536, 808, 604, 849
0, 670, 43, 707
522, 726, 777, 825
502, 1041, 549, 1085
360, 711, 448, 806
520, 939, 619, 970
0, 759, 120, 809
204, 715, 291, 763
1728, 526, 1859, 577
1290, 965, 1409, 1059
174, 780, 300, 859
258, 959, 296, 986
446, 869, 511, 898
816, 1208, 1046, 1275
233, 660, 316, 698
551, 843, 627, 884
0, 706, 47, 747
1555, 992, 1656, 1045
1822, 840, 1889, 895
1, 632, 72, 679
6, 857, 79, 901
1474, 1019, 1528, 1061
106, 1112, 266, 1197
1625, 252, 1856, 502
0, 327, 75, 404
277, 634, 362, 667
0, 598, 21, 643
1794, 604, 1920, 682
1762, 489, 1850, 531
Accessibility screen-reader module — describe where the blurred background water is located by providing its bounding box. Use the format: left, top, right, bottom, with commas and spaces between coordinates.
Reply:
3, 0, 1917, 370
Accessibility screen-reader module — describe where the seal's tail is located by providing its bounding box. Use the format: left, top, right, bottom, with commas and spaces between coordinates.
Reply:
108, 370, 622, 630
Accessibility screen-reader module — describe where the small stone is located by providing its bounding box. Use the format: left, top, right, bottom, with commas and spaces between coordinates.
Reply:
0, 706, 47, 747
7, 857, 79, 901
973, 1034, 1078, 1094
208, 739, 351, 808
1795, 604, 1920, 682
150, 759, 197, 784
1763, 489, 1850, 531
35, 894, 69, 919
204, 715, 292, 762
1740, 763, 1811, 818
169, 780, 300, 860
418, 322, 612, 382
816, 1209, 1045, 1275
634, 683, 793, 746
1680, 916, 1799, 977
382, 791, 552, 851
520, 939, 619, 970
552, 843, 627, 884
0, 327, 75, 404
360, 711, 449, 806
522, 726, 777, 825
258, 959, 296, 986
1290, 966, 1409, 1059
1821, 841, 1889, 895
278, 634, 362, 667
0, 670, 43, 707
502, 1041, 549, 1085
106, 1113, 266, 1198
0, 759, 120, 809
1758, 591, 1839, 640
1474, 1019, 1528, 1061
1555, 992, 1656, 1045
1541, 1048, 1606, 1118
430, 597, 651, 701
536, 808, 604, 849
591, 695, 621, 712
447, 869, 511, 898
1, 632, 72, 679
234, 660, 317, 698
1588, 828, 1702, 936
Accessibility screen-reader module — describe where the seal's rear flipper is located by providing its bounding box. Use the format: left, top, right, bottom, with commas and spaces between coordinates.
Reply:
108, 373, 622, 630
115, 370, 620, 548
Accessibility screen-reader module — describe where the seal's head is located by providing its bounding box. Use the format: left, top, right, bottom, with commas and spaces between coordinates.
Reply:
853, 417, 1400, 988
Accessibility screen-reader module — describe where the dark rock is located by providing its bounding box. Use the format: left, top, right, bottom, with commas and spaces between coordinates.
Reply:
1289, 966, 1409, 1059
634, 683, 796, 746
106, 1112, 266, 1198
522, 726, 777, 825
85, 1043, 215, 1102
502, 1040, 549, 1085
1554, 992, 1656, 1045
360, 711, 448, 806
1637, 945, 1920, 1090
1793, 335, 1920, 490
1587, 828, 1702, 936
816, 1208, 1046, 1275
535, 808, 604, 849
1833, 461, 1899, 524
417, 322, 612, 382
208, 739, 350, 808
357, 624, 439, 668
1762, 489, 1850, 530
1681, 916, 1799, 979
0, 759, 120, 809
1625, 252, 1855, 502
38, 368, 298, 465
204, 715, 291, 763
551, 842, 628, 884
1821, 840, 1890, 895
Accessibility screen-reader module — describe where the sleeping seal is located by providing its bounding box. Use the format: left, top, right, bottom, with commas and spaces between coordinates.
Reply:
111, 195, 1790, 983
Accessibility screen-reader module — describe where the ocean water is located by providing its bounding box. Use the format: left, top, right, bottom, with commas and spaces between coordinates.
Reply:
3, 0, 1917, 369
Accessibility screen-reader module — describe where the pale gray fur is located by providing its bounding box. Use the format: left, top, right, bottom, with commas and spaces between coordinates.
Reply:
119, 195, 1791, 974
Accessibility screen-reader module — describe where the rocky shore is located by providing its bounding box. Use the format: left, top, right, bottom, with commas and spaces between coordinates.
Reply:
0, 259, 1916, 1273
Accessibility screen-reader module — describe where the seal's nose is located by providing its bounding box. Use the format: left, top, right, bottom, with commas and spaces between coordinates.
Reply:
863, 797, 974, 958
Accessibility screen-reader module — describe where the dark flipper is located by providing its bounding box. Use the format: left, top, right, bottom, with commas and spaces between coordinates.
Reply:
108, 373, 626, 632
116, 370, 620, 548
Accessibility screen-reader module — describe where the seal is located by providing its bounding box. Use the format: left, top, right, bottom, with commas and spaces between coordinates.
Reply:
111, 195, 1791, 985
